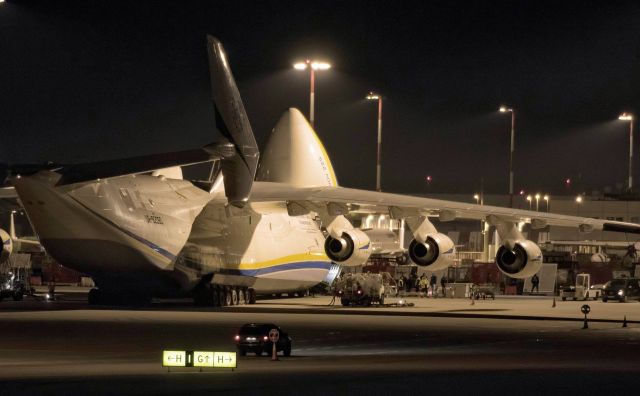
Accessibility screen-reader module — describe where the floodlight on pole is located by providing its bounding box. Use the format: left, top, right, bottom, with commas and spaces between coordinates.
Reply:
499, 105, 516, 207
366, 92, 383, 191
543, 195, 549, 212
618, 112, 634, 191
535, 193, 541, 211
526, 195, 532, 210
293, 59, 331, 128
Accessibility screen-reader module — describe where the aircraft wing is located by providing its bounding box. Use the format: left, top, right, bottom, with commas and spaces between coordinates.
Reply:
250, 182, 640, 235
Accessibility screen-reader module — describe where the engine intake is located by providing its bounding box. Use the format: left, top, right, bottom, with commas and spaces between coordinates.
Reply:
324, 229, 372, 267
495, 240, 542, 278
408, 233, 454, 270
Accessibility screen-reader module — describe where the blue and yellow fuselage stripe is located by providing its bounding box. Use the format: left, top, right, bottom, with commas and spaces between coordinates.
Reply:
222, 252, 333, 277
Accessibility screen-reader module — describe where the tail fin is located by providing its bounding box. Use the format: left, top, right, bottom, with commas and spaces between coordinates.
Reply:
257, 108, 338, 187
206, 36, 259, 207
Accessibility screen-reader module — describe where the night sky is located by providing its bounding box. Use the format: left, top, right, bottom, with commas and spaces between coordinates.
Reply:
1, 1, 640, 195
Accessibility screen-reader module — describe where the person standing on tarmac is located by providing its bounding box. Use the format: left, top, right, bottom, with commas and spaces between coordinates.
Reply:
430, 274, 437, 297
531, 274, 540, 294
440, 276, 448, 297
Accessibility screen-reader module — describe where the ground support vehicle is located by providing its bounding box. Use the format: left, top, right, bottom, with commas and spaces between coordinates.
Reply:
235, 323, 292, 357
602, 278, 640, 303
0, 273, 26, 302
470, 284, 496, 300
560, 273, 600, 301
334, 272, 396, 306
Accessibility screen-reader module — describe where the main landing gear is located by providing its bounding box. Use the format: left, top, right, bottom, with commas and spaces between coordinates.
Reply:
193, 285, 256, 307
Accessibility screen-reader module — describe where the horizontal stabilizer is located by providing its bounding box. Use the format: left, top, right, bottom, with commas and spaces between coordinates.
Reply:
3, 144, 227, 186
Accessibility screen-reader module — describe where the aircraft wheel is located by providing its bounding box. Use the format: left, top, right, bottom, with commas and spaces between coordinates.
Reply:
238, 288, 246, 305
224, 287, 232, 306
243, 288, 250, 305
231, 288, 239, 305
248, 288, 256, 304
211, 286, 220, 307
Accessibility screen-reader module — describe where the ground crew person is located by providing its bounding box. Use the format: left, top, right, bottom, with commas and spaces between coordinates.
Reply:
531, 274, 540, 294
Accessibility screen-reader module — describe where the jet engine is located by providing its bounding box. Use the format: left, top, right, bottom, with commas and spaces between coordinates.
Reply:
0, 229, 13, 263
408, 233, 455, 270
324, 229, 372, 267
495, 240, 542, 278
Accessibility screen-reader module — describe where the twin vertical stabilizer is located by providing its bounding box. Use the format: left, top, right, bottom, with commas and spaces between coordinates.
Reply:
257, 108, 338, 187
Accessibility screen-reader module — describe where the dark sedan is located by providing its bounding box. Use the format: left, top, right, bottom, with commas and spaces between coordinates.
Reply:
234, 323, 292, 357
602, 278, 640, 302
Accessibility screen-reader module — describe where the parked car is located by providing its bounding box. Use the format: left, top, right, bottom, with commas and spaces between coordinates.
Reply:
234, 323, 292, 356
602, 278, 640, 303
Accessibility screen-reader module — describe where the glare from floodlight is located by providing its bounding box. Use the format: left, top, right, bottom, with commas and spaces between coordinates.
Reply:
619, 113, 633, 121
366, 92, 380, 100
311, 62, 331, 70
576, 196, 583, 203
293, 62, 308, 70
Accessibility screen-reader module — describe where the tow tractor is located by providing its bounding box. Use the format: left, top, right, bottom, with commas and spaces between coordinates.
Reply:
334, 272, 396, 306
560, 273, 600, 301
0, 272, 27, 302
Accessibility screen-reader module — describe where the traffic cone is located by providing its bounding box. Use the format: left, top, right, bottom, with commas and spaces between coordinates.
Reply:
623, 315, 628, 328
552, 297, 556, 308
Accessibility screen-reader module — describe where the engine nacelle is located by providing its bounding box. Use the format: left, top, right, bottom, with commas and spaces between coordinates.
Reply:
408, 233, 455, 270
324, 229, 372, 267
495, 240, 542, 279
0, 229, 13, 263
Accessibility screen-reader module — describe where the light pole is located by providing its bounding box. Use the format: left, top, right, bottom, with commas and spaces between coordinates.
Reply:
543, 195, 549, 212
473, 194, 483, 251
499, 106, 515, 207
575, 195, 583, 213
535, 193, 540, 212
526, 195, 532, 210
618, 113, 634, 192
294, 60, 331, 129
366, 92, 383, 191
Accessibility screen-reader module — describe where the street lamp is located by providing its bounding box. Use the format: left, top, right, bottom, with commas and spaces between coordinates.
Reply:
534, 193, 541, 212
366, 92, 383, 191
293, 60, 331, 129
473, 194, 480, 204
526, 195, 532, 210
575, 195, 583, 219
543, 194, 549, 212
618, 112, 634, 191
499, 105, 516, 207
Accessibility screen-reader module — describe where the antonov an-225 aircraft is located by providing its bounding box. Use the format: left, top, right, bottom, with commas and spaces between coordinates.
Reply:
3, 36, 640, 306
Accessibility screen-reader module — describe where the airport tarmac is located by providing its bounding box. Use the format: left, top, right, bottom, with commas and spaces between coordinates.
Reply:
1, 295, 640, 395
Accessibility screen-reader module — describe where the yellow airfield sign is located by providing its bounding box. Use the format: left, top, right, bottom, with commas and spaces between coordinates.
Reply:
213, 352, 237, 368
163, 350, 237, 369
163, 351, 188, 367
